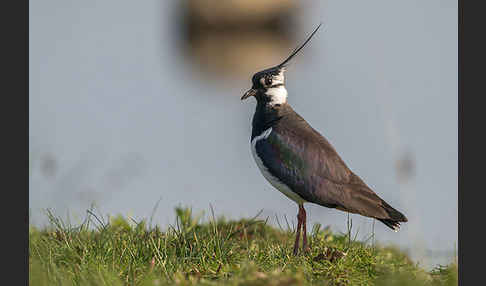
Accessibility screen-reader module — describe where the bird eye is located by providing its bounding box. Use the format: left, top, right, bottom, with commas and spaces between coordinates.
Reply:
265, 77, 273, 86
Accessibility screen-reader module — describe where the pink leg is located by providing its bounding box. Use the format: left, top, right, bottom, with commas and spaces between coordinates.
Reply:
293, 206, 304, 255
300, 205, 310, 253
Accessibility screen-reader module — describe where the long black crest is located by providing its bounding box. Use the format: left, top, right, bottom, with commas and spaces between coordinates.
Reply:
278, 23, 322, 68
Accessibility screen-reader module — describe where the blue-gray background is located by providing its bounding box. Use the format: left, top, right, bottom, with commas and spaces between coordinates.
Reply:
29, 1, 457, 268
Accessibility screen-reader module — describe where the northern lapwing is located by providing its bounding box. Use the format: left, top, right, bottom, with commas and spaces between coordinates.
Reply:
241, 24, 408, 255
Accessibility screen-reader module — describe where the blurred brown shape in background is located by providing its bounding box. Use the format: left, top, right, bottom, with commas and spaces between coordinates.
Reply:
396, 150, 415, 183
40, 153, 58, 179
178, 0, 300, 78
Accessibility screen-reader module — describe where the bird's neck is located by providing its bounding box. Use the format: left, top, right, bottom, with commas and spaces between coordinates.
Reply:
266, 86, 288, 106
251, 102, 289, 140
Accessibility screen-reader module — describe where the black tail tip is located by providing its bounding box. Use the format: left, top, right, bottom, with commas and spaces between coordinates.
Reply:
378, 200, 408, 232
381, 200, 408, 222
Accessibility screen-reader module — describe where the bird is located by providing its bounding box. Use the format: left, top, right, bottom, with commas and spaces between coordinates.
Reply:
241, 24, 408, 255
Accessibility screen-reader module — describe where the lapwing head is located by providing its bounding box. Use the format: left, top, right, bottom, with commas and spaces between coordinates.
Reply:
241, 23, 322, 106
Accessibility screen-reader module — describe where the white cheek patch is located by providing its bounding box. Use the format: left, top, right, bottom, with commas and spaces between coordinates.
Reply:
265, 86, 288, 105
261, 70, 285, 88
272, 70, 285, 85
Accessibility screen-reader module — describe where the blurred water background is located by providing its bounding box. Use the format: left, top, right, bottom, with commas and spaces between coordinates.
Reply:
29, 0, 457, 269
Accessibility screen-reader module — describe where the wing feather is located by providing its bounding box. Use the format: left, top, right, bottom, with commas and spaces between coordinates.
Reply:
255, 110, 400, 220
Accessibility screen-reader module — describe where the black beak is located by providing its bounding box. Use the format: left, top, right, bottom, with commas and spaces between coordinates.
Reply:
241, 88, 257, 100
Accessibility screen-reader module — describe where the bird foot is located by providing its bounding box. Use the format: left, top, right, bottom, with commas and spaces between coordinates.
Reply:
292, 246, 310, 256
293, 248, 299, 256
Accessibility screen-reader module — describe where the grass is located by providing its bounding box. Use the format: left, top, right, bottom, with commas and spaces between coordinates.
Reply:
29, 207, 457, 285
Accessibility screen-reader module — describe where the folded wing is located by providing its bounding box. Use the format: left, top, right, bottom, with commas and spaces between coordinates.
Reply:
254, 112, 407, 223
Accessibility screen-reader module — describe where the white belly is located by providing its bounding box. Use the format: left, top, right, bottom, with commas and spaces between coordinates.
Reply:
250, 127, 306, 205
